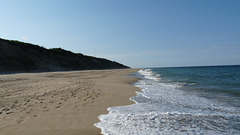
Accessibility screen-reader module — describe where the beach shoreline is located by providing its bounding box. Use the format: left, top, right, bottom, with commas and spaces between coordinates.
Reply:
0, 69, 140, 135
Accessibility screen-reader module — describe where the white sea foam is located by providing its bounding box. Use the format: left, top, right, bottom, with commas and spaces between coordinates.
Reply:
95, 69, 240, 135
138, 69, 160, 81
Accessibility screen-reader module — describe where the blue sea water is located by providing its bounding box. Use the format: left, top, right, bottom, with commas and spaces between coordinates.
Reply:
95, 65, 240, 135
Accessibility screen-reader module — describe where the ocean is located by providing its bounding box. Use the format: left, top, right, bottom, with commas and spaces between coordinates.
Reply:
95, 65, 240, 135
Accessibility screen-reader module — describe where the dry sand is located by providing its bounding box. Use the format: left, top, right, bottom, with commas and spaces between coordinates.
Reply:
0, 69, 139, 135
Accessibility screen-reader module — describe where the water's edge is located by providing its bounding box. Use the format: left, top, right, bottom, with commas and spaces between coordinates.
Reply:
94, 70, 142, 134
95, 68, 240, 135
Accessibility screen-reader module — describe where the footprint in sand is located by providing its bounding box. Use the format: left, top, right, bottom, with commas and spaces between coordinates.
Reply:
2, 108, 10, 111
49, 101, 54, 103
43, 109, 49, 112
6, 112, 13, 114
17, 120, 23, 124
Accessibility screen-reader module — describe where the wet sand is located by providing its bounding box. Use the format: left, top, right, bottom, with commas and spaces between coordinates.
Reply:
0, 69, 139, 135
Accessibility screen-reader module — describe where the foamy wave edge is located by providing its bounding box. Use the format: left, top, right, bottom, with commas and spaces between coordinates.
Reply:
94, 69, 145, 135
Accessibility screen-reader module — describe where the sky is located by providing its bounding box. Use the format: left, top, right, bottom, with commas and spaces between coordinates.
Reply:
0, 0, 240, 68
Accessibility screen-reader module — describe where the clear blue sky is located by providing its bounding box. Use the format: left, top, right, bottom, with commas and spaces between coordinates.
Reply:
1, 0, 240, 68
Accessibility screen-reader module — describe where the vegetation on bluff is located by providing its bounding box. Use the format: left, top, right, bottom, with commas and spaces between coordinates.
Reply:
0, 38, 129, 72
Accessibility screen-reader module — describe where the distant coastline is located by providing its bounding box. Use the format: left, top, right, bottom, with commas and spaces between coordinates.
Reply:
0, 38, 129, 73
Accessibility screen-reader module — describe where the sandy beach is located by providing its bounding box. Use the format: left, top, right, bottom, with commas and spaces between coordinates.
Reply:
0, 69, 139, 135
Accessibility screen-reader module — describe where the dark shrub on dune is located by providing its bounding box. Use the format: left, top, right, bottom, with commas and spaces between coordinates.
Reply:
0, 38, 129, 73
